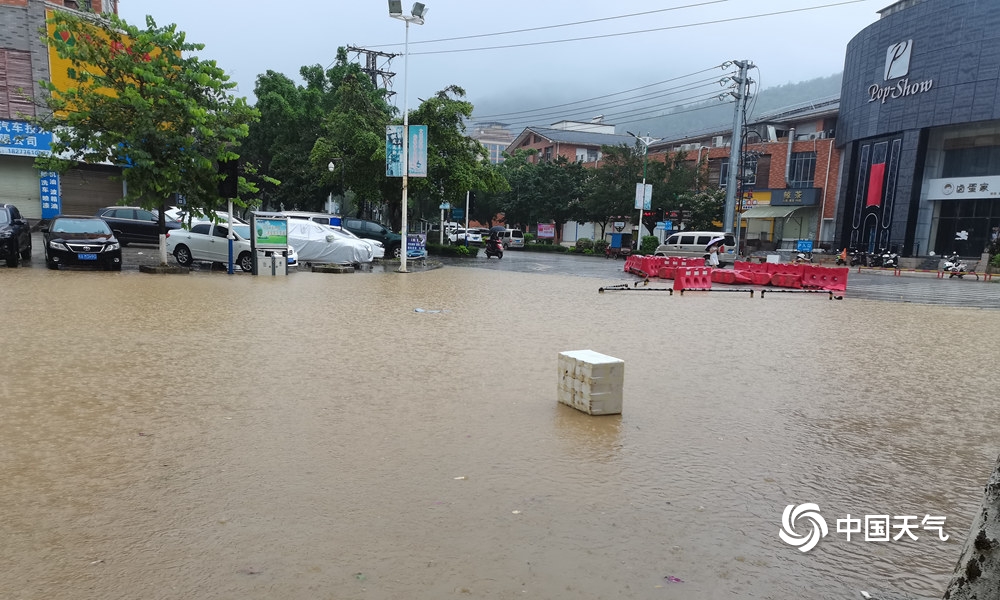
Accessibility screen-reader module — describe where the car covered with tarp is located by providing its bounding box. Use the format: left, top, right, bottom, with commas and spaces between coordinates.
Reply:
286, 219, 373, 265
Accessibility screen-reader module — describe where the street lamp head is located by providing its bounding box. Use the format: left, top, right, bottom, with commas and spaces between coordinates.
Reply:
328, 161, 336, 173
411, 2, 428, 18
388, 0, 403, 16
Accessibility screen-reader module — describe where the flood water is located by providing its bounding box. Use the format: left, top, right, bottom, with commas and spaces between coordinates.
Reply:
1, 266, 998, 600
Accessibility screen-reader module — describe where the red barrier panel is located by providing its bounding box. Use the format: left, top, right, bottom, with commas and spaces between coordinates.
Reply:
733, 271, 753, 285
711, 269, 738, 284
769, 272, 803, 288
623, 255, 641, 273
767, 263, 805, 277
657, 266, 676, 279
673, 267, 713, 291
822, 267, 848, 292
748, 272, 772, 285
641, 256, 665, 277
734, 261, 754, 272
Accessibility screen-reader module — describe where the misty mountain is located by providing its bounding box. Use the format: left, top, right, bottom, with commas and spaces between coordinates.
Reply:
469, 73, 844, 141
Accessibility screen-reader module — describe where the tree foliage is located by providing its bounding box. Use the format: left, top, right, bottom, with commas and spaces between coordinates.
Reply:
35, 12, 257, 263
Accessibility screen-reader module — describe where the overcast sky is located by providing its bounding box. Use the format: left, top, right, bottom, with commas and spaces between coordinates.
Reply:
119, 0, 884, 124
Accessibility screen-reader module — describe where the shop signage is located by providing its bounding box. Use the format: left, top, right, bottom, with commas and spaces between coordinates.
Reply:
927, 176, 1000, 200
537, 223, 555, 239
0, 120, 53, 157
768, 188, 821, 206
868, 40, 933, 104
39, 171, 61, 219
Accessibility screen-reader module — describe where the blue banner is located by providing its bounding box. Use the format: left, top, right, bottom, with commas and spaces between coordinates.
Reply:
39, 171, 61, 219
386, 125, 404, 177
407, 125, 427, 178
0, 120, 53, 157
407, 233, 427, 258
797, 240, 814, 252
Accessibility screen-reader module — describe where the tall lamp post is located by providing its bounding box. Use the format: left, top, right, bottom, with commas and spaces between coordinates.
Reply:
628, 131, 661, 252
389, 1, 427, 273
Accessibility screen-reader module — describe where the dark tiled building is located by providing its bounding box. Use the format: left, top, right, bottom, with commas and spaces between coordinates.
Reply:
835, 0, 1000, 257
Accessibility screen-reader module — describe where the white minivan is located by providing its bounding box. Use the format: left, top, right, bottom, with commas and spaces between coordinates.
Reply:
653, 231, 736, 265
497, 229, 524, 248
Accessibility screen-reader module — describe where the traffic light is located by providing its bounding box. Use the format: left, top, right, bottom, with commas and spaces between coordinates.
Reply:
642, 210, 654, 218
656, 207, 664, 222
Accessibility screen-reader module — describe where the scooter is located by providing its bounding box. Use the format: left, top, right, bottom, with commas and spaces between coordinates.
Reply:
881, 248, 900, 269
835, 248, 848, 266
849, 248, 866, 267
943, 252, 969, 278
485, 236, 503, 259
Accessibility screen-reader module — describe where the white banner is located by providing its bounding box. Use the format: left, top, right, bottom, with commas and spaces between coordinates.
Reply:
927, 175, 1000, 200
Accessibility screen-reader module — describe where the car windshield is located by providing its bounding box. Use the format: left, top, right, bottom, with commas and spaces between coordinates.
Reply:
53, 218, 112, 235
0, 212, 8, 225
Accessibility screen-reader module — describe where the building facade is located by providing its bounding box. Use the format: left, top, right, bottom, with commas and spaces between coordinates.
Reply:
835, 0, 1000, 257
0, 0, 122, 222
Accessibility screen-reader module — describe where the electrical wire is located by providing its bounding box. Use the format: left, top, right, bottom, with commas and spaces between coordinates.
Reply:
472, 73, 733, 121
367, 0, 729, 48
406, 1, 871, 56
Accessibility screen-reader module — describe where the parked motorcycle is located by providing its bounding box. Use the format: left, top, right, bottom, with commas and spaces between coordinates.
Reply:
943, 252, 969, 278
485, 235, 504, 259
849, 248, 867, 267
881, 248, 900, 269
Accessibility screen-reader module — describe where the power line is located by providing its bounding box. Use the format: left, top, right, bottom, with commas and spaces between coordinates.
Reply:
366, 0, 728, 48
614, 100, 735, 128
471, 66, 726, 119
408, 0, 871, 56
472, 72, 732, 121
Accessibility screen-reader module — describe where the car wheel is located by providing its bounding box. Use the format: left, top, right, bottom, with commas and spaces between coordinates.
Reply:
20, 242, 31, 260
391, 244, 402, 259
173, 244, 194, 266
238, 251, 253, 272
6, 245, 19, 267
45, 255, 58, 270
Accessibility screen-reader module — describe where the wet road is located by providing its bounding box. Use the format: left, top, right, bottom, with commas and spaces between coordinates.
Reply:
2, 247, 998, 600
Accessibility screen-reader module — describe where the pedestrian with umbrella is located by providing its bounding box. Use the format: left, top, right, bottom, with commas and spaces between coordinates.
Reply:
706, 236, 725, 268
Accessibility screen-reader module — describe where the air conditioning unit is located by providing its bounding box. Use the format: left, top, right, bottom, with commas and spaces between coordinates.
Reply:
712, 135, 725, 148
816, 131, 827, 139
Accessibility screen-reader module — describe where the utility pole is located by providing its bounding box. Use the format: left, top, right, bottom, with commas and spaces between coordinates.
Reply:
346, 46, 398, 100
628, 131, 660, 252
724, 60, 753, 245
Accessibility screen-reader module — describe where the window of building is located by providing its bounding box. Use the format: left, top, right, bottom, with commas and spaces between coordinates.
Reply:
787, 152, 817, 188
543, 146, 553, 162
0, 49, 35, 120
718, 161, 729, 187
942, 145, 1000, 178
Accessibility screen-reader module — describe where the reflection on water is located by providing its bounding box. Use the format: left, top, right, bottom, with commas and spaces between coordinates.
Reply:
1, 267, 997, 599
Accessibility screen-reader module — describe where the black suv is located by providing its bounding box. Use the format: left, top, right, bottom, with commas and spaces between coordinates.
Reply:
341, 218, 403, 258
95, 206, 181, 246
0, 203, 32, 267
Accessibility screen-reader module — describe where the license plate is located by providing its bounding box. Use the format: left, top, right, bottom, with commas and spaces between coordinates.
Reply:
77, 253, 98, 260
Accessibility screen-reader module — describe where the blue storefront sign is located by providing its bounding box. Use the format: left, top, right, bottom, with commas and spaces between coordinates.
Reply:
797, 240, 814, 253
39, 171, 61, 219
0, 120, 53, 157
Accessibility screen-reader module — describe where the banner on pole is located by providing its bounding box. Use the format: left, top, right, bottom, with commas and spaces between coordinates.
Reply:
634, 183, 652, 210
386, 125, 428, 178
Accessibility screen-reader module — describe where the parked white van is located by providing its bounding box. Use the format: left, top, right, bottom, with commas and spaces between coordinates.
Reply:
653, 231, 736, 265
497, 229, 524, 248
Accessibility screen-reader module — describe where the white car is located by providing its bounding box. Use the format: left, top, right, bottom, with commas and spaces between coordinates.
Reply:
166, 206, 248, 226
286, 219, 374, 265
167, 221, 255, 271
448, 228, 482, 245
282, 212, 386, 260
323, 224, 385, 259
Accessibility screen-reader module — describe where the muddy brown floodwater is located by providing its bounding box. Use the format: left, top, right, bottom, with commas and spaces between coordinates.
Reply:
1, 266, 998, 600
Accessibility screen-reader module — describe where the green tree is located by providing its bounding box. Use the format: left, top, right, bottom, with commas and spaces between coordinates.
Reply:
578, 144, 642, 240
401, 85, 506, 231
531, 156, 587, 244
675, 188, 725, 231
35, 12, 257, 265
641, 150, 698, 237
308, 48, 396, 218
492, 149, 538, 229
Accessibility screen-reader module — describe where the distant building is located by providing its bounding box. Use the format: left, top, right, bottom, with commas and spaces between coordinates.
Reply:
469, 121, 514, 164
652, 98, 842, 253
507, 116, 634, 165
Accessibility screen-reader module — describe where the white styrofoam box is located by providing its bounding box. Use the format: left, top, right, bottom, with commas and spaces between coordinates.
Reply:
557, 350, 624, 415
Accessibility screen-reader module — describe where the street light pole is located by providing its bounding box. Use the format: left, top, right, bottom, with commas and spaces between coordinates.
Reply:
389, 1, 427, 273
628, 131, 661, 252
